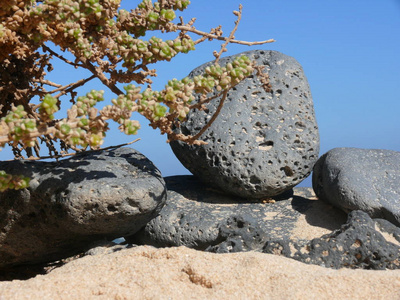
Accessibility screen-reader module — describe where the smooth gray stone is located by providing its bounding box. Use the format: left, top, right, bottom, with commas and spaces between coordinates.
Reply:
312, 147, 400, 226
128, 175, 346, 249
170, 50, 320, 198
263, 210, 400, 270
0, 147, 166, 269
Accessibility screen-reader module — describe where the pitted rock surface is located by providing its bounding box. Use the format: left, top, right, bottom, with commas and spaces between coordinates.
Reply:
312, 147, 400, 226
263, 210, 400, 270
0, 148, 166, 269
205, 215, 268, 253
170, 50, 319, 198
127, 175, 346, 249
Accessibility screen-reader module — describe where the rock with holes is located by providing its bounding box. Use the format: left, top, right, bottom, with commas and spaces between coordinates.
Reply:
312, 148, 400, 226
0, 147, 166, 269
263, 210, 400, 270
170, 50, 319, 198
204, 215, 268, 253
127, 175, 347, 249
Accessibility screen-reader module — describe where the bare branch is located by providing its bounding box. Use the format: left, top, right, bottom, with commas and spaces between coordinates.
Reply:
53, 75, 96, 98
36, 79, 63, 88
180, 25, 275, 46
187, 89, 229, 143
42, 45, 83, 68
80, 58, 124, 96
189, 93, 223, 111
214, 4, 243, 63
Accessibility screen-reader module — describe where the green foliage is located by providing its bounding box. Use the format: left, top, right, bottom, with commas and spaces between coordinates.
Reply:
0, 171, 30, 192
40, 95, 59, 119
0, 0, 274, 191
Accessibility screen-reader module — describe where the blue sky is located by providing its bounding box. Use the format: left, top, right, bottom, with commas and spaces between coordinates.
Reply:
3, 1, 400, 187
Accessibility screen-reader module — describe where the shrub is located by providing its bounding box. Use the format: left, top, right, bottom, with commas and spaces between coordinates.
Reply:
0, 0, 274, 190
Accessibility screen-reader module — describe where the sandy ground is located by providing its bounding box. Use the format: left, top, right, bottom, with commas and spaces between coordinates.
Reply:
0, 245, 399, 300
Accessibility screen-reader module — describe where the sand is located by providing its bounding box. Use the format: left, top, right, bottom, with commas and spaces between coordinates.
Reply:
0, 245, 399, 300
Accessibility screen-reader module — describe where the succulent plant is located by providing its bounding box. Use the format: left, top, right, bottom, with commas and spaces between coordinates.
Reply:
0, 0, 274, 190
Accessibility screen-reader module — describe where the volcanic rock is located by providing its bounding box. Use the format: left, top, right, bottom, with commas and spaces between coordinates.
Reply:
170, 50, 320, 198
263, 210, 400, 270
0, 147, 166, 269
312, 147, 400, 226
128, 175, 346, 249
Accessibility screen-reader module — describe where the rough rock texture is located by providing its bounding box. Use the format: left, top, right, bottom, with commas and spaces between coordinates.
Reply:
205, 215, 267, 253
263, 210, 400, 270
0, 147, 166, 269
312, 147, 400, 226
1, 246, 400, 300
128, 175, 347, 249
170, 50, 320, 198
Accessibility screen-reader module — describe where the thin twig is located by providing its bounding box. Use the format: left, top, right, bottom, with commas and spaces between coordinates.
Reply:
215, 4, 243, 63
42, 45, 83, 68
80, 57, 124, 96
178, 25, 275, 46
36, 79, 62, 88
189, 93, 221, 110
187, 89, 229, 143
53, 75, 96, 98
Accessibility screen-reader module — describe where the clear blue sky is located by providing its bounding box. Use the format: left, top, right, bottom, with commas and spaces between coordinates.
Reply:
3, 1, 400, 187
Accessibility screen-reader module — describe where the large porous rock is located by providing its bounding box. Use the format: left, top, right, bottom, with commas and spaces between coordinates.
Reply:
0, 147, 166, 269
170, 50, 320, 198
263, 210, 400, 270
312, 147, 400, 226
127, 175, 347, 249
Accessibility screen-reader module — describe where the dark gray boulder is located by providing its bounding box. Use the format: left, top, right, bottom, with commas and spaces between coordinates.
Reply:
263, 210, 400, 270
127, 175, 347, 249
0, 147, 166, 269
205, 215, 268, 253
312, 147, 400, 226
170, 50, 320, 198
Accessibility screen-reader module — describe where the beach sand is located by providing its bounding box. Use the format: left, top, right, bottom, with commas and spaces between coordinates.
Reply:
0, 245, 399, 299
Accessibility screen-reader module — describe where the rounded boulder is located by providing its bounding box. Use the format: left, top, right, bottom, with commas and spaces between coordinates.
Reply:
170, 50, 319, 198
